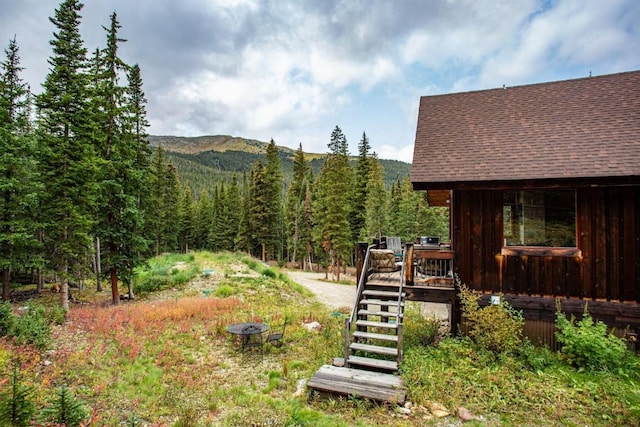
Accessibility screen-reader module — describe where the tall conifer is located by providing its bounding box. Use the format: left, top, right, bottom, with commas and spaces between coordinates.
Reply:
0, 37, 41, 301
37, 0, 96, 309
285, 144, 312, 267
352, 132, 371, 241
264, 139, 284, 261
363, 154, 387, 241
94, 12, 147, 304
249, 160, 269, 260
313, 126, 353, 280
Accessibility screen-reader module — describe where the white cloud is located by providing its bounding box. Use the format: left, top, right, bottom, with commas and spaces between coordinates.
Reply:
1, 0, 638, 162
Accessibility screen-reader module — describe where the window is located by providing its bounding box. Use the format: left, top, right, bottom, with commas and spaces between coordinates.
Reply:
503, 190, 576, 247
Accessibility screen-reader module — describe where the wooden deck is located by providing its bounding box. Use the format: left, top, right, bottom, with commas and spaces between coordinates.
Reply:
307, 364, 406, 404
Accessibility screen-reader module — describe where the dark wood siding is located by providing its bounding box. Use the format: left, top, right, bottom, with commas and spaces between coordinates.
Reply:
578, 186, 640, 303
452, 190, 502, 293
451, 185, 640, 329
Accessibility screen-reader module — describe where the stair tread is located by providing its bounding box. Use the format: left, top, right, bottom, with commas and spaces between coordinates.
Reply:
350, 342, 398, 356
363, 290, 405, 298
358, 309, 404, 318
353, 331, 398, 342
360, 298, 404, 306
356, 320, 398, 329
347, 355, 398, 371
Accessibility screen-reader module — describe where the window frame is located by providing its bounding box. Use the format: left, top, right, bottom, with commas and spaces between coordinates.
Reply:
501, 189, 581, 258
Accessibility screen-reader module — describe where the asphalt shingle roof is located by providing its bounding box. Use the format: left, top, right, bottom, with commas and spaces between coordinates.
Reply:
410, 70, 640, 189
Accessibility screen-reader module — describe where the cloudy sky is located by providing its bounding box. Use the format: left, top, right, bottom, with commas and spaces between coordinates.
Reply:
1, 0, 638, 162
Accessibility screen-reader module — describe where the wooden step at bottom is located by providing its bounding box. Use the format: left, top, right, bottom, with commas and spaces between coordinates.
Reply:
308, 364, 405, 403
350, 342, 398, 356
353, 330, 398, 342
356, 320, 398, 329
347, 355, 398, 371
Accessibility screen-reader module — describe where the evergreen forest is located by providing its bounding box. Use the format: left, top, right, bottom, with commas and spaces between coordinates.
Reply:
0, 0, 448, 308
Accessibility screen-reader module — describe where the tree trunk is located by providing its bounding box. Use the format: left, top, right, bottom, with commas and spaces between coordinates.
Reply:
126, 277, 134, 300
110, 266, 119, 305
60, 257, 69, 311
95, 237, 102, 292
36, 268, 43, 293
2, 268, 10, 302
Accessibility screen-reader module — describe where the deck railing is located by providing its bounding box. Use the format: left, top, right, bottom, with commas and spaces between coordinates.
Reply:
410, 246, 454, 285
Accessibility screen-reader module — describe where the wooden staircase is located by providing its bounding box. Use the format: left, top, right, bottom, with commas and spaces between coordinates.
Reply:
307, 245, 407, 404
345, 288, 405, 372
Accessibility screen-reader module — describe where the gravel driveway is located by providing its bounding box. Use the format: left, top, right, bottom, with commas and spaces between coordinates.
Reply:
286, 270, 450, 319
285, 271, 355, 311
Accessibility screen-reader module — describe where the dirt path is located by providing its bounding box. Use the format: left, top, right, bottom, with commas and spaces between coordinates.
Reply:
285, 271, 355, 311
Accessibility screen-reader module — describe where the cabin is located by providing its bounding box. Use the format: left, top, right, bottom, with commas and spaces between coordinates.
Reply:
410, 70, 640, 346
306, 71, 639, 404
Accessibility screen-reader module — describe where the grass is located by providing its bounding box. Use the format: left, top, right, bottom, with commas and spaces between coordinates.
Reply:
1, 251, 639, 426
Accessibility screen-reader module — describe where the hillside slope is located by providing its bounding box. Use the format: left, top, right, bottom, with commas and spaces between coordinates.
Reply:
149, 135, 411, 197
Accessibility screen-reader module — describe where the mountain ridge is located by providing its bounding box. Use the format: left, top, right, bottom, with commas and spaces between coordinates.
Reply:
148, 135, 412, 197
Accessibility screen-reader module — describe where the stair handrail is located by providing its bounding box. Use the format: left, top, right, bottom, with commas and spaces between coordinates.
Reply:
396, 242, 411, 366
344, 244, 376, 364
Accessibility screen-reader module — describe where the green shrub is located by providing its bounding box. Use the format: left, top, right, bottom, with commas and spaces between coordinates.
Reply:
262, 268, 277, 279
39, 385, 88, 427
458, 283, 524, 355
135, 274, 171, 293
555, 305, 629, 371
0, 301, 16, 337
12, 304, 51, 350
47, 304, 67, 326
215, 285, 235, 298
242, 257, 259, 271
403, 303, 442, 348
517, 340, 556, 372
0, 364, 35, 427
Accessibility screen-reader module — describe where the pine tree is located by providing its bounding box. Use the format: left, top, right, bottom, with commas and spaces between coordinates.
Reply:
352, 132, 372, 241
37, 0, 97, 309
416, 194, 450, 241
160, 160, 180, 253
0, 37, 41, 301
148, 146, 166, 255
178, 185, 195, 253
284, 144, 313, 267
313, 126, 353, 280
235, 172, 252, 253
263, 139, 284, 261
0, 364, 35, 427
93, 12, 146, 304
218, 173, 240, 251
118, 61, 151, 299
249, 160, 270, 260
194, 189, 212, 250
396, 176, 420, 241
208, 184, 222, 251
364, 154, 388, 241
39, 384, 88, 427
387, 179, 402, 236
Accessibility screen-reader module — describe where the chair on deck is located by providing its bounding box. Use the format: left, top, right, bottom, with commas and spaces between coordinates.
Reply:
385, 236, 403, 261
241, 324, 264, 360
369, 249, 402, 277
266, 320, 287, 347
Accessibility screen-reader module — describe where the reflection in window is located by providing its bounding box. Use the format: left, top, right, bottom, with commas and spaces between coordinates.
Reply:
503, 190, 576, 247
